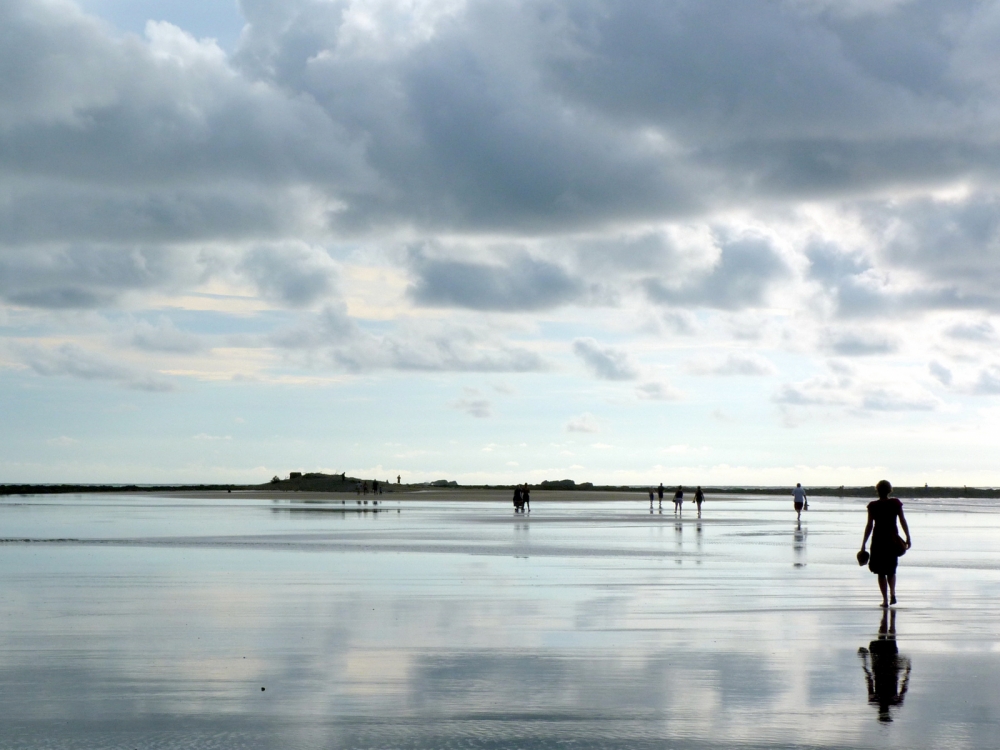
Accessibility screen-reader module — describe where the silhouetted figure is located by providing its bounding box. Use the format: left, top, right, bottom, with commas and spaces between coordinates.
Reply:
523, 484, 530, 512
648, 488, 654, 507
694, 486, 704, 515
792, 482, 807, 521
673, 486, 683, 513
373, 479, 379, 495
860, 480, 912, 607
657, 483, 664, 509
859, 608, 911, 723
512, 486, 523, 512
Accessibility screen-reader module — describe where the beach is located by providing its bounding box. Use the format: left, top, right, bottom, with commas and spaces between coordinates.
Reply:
2, 489, 998, 748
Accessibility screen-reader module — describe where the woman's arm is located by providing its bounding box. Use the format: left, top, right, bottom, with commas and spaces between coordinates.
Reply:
861, 513, 874, 550
898, 506, 911, 547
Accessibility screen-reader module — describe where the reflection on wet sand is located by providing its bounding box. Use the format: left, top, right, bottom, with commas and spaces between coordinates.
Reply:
2, 492, 1000, 749
794, 520, 806, 567
859, 608, 911, 723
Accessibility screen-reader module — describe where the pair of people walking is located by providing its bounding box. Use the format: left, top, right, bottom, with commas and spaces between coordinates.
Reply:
512, 484, 530, 513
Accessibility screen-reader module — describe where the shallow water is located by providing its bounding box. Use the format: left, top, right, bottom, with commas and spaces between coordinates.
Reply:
1, 490, 998, 748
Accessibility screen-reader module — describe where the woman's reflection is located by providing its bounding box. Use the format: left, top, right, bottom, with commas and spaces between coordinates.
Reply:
793, 520, 806, 567
858, 608, 911, 722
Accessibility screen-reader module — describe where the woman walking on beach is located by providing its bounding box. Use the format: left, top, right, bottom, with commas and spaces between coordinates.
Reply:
673, 486, 684, 513
694, 486, 704, 515
860, 480, 912, 607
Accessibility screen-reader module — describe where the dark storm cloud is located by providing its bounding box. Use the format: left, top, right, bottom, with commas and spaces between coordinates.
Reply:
5, 0, 1000, 248
643, 236, 789, 310
5, 0, 1000, 388
408, 251, 585, 311
542, 0, 1000, 198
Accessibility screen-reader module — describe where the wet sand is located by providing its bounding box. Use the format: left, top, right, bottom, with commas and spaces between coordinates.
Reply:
1, 490, 998, 748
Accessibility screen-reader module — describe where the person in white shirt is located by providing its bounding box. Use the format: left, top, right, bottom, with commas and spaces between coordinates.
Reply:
792, 483, 807, 521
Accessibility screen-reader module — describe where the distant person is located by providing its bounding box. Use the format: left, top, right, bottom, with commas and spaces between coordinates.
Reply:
648, 488, 655, 506
694, 486, 705, 514
860, 480, 912, 607
657, 483, 664, 508
512, 485, 523, 512
792, 483, 807, 521
673, 485, 684, 512
397, 475, 400, 484
859, 608, 910, 722
373, 479, 379, 495
523, 484, 530, 512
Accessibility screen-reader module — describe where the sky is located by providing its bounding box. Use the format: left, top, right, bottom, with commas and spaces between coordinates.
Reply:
4, 0, 1000, 486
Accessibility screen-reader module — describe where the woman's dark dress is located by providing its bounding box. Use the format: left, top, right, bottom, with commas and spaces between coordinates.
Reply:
867, 497, 903, 575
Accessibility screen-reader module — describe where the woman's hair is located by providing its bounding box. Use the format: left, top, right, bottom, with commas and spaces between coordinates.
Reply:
876, 479, 892, 498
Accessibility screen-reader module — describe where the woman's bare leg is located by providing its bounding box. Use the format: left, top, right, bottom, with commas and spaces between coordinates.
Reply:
878, 575, 889, 607
888, 574, 897, 605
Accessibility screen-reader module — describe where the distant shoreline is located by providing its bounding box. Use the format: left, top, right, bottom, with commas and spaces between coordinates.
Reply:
2, 482, 999, 499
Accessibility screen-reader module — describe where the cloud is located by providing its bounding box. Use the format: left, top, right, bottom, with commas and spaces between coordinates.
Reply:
566, 413, 599, 433
635, 381, 681, 401
17, 343, 175, 391
238, 244, 338, 307
860, 388, 937, 412
660, 310, 699, 336
408, 251, 586, 311
572, 338, 639, 380
823, 328, 898, 356
272, 305, 547, 373
773, 380, 850, 408
972, 366, 1000, 395
929, 361, 953, 386
643, 236, 789, 311
450, 398, 492, 418
6, 0, 1000, 252
685, 353, 777, 376
47, 436, 78, 446
945, 320, 996, 341
774, 366, 938, 413
0, 246, 206, 310
130, 317, 206, 354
